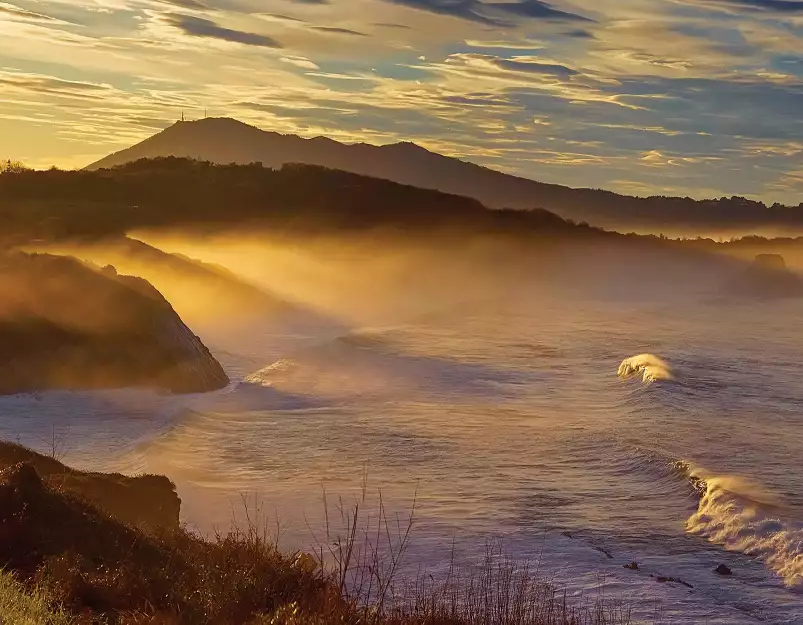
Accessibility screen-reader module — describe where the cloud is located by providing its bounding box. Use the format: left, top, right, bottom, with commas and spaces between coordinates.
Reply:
0, 71, 112, 100
0, 2, 72, 24
384, 0, 589, 25
706, 0, 803, 12
164, 13, 282, 47
311, 26, 368, 36
491, 58, 579, 77
280, 55, 320, 69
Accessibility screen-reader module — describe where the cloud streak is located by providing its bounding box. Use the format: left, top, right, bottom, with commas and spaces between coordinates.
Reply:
164, 14, 282, 47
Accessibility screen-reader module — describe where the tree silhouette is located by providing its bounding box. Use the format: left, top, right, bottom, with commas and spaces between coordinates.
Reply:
0, 160, 28, 174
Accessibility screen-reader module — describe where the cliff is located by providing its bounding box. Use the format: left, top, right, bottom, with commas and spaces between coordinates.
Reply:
0, 442, 179, 531
0, 252, 229, 394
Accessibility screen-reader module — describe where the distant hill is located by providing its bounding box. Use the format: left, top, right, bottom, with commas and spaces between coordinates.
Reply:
87, 118, 803, 236
1, 158, 588, 244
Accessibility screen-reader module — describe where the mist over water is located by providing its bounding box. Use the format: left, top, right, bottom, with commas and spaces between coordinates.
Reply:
3, 234, 803, 624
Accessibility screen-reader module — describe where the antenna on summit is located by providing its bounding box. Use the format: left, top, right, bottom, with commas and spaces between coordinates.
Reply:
181, 111, 185, 122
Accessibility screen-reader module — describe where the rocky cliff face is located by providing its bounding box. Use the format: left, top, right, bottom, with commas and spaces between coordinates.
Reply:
0, 442, 180, 532
0, 252, 229, 394
726, 254, 803, 299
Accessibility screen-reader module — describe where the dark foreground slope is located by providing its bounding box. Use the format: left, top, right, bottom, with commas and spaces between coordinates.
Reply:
0, 447, 632, 625
0, 252, 229, 394
0, 458, 330, 624
86, 117, 803, 235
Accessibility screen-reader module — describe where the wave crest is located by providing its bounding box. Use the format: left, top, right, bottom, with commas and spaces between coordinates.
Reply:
685, 468, 803, 589
618, 354, 673, 384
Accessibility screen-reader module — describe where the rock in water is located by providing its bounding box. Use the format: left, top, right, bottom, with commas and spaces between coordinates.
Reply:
0, 252, 229, 394
753, 254, 787, 271
725, 254, 803, 300
715, 564, 733, 576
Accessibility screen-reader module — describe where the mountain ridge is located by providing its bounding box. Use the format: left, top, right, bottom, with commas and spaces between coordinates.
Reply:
87, 117, 801, 236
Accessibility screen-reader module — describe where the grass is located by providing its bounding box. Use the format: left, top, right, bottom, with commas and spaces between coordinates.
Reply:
0, 570, 73, 625
0, 459, 642, 625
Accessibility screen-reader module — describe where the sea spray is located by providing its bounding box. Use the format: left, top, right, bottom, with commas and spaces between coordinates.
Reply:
685, 469, 803, 589
618, 354, 673, 384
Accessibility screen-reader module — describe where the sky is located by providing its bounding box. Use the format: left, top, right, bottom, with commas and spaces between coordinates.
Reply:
1, 0, 802, 204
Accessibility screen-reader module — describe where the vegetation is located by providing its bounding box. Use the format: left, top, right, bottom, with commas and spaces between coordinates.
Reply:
0, 570, 72, 625
0, 159, 29, 175
0, 454, 636, 625
0, 158, 602, 246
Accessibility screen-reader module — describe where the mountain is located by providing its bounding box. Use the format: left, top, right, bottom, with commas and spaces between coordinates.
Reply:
87, 117, 803, 236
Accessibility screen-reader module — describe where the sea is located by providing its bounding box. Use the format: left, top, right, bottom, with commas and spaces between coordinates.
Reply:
2, 245, 803, 624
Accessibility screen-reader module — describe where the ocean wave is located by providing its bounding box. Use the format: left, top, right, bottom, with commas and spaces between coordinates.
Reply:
685, 467, 803, 589
621, 447, 803, 589
242, 327, 523, 402
618, 354, 674, 384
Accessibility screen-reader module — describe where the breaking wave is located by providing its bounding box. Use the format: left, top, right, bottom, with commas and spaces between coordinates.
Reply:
684, 466, 803, 589
618, 354, 673, 384
623, 448, 803, 589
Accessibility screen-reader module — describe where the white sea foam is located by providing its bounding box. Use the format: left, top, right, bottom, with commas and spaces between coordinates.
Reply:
618, 353, 673, 384
686, 468, 803, 589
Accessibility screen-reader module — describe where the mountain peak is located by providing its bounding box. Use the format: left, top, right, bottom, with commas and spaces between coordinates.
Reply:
164, 116, 260, 134
386, 141, 430, 154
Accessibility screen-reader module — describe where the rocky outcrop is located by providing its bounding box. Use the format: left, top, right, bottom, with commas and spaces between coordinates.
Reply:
0, 442, 180, 532
0, 252, 229, 394
0, 461, 171, 583
725, 254, 803, 300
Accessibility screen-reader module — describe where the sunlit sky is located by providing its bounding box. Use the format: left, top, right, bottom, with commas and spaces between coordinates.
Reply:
1, 0, 802, 203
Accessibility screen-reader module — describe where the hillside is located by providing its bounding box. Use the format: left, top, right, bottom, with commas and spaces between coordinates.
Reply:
0, 251, 229, 394
0, 158, 592, 244
87, 118, 803, 236
32, 236, 294, 322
